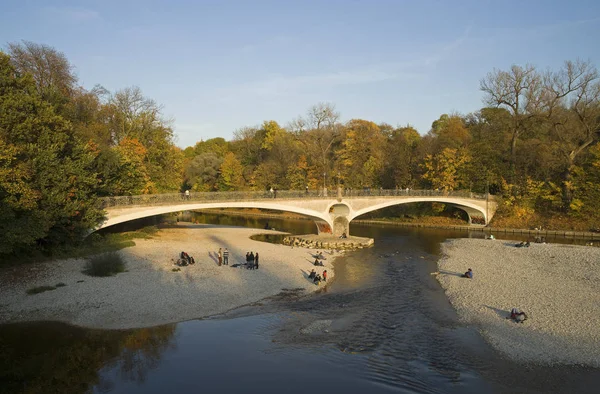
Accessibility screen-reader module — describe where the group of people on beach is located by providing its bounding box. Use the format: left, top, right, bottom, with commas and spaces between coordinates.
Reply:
218, 248, 229, 266
245, 251, 259, 269
176, 251, 195, 266
307, 251, 328, 284
308, 269, 327, 285
216, 248, 258, 269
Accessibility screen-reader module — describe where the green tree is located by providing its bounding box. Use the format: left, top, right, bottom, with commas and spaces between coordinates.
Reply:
192, 137, 229, 158
382, 125, 421, 188
0, 53, 104, 255
7, 40, 77, 112
480, 64, 543, 177
184, 153, 223, 191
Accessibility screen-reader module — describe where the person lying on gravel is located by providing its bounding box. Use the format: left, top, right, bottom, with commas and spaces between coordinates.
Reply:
508, 308, 528, 323
461, 268, 473, 278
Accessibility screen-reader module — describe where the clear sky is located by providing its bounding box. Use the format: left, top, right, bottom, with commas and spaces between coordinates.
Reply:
1, 0, 599, 147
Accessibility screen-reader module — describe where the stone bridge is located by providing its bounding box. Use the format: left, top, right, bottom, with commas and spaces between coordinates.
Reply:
99, 189, 497, 237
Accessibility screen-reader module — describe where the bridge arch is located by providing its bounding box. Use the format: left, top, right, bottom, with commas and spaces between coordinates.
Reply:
347, 198, 489, 225
99, 201, 334, 234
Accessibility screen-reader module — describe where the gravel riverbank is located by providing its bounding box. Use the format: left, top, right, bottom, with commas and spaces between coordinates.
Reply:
0, 224, 338, 329
436, 238, 600, 367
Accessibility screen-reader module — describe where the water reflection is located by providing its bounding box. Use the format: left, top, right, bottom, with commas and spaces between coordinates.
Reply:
0, 322, 176, 394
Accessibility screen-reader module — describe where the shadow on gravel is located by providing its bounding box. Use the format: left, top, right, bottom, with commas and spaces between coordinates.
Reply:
484, 305, 509, 318
438, 269, 463, 277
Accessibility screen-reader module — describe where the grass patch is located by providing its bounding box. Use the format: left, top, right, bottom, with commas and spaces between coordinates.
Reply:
26, 285, 57, 295
83, 252, 127, 277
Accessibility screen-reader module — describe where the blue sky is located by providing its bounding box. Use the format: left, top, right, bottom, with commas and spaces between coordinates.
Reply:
2, 0, 599, 148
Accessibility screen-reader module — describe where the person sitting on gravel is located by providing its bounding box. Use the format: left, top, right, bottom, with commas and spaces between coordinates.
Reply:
314, 259, 324, 267
461, 268, 473, 279
313, 273, 322, 285
508, 308, 528, 323
308, 269, 316, 279
515, 241, 525, 248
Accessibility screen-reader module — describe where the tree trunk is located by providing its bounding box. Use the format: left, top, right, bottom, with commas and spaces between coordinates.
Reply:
562, 160, 574, 212
509, 130, 518, 181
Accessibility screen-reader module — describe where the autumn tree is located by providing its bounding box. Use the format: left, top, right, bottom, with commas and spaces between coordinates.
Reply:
337, 119, 386, 188
219, 152, 244, 190
104, 86, 182, 192
289, 103, 341, 186
422, 148, 471, 191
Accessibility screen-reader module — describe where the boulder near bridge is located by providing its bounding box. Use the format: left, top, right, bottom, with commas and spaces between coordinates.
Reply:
99, 189, 497, 237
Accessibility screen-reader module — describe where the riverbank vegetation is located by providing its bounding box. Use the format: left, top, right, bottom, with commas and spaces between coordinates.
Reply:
1, 40, 599, 260
83, 253, 126, 277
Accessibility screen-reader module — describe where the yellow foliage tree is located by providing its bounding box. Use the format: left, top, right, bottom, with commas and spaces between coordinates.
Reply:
422, 148, 471, 191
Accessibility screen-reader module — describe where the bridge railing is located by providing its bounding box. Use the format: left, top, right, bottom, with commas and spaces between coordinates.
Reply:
99, 189, 491, 209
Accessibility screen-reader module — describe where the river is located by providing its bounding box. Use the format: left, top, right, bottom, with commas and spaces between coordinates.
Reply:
1, 214, 599, 393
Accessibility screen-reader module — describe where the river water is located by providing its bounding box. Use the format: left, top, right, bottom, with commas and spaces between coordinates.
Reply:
1, 214, 599, 394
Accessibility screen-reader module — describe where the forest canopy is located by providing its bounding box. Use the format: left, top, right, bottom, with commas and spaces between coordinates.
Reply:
1, 41, 599, 257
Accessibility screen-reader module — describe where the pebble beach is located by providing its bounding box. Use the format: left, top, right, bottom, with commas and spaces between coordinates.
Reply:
0, 224, 337, 329
436, 238, 600, 367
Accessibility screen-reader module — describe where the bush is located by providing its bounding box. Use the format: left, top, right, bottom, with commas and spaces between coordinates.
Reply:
84, 252, 126, 277
26, 285, 57, 295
